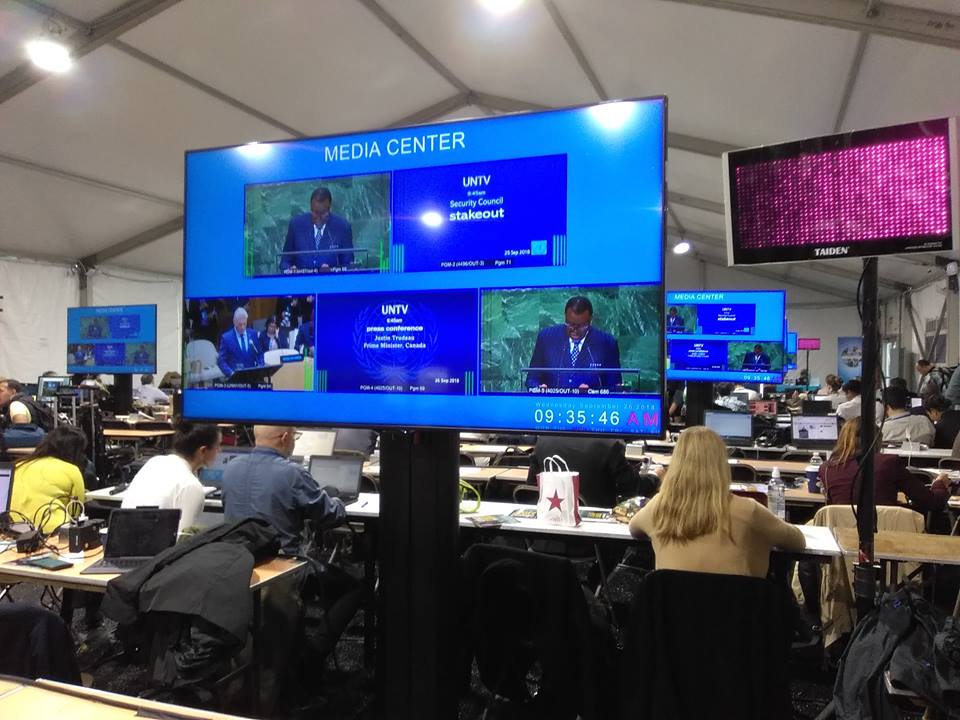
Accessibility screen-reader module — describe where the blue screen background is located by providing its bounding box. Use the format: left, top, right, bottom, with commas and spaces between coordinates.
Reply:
67, 304, 157, 373
664, 290, 785, 383
184, 100, 665, 435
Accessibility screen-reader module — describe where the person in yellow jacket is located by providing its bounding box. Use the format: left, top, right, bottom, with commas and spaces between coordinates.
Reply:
11, 426, 87, 533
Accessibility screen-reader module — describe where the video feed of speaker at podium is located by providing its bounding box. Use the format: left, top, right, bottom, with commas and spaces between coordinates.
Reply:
479, 284, 660, 397
727, 341, 785, 373
244, 174, 390, 277
315, 289, 478, 395
183, 296, 315, 391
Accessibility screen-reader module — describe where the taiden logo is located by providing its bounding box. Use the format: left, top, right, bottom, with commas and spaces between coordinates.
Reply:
814, 246, 850, 257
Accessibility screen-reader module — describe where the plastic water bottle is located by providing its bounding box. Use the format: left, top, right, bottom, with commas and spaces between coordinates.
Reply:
768, 466, 786, 520
810, 452, 823, 468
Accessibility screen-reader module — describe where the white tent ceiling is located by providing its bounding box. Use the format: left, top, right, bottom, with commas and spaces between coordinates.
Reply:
0, 0, 958, 297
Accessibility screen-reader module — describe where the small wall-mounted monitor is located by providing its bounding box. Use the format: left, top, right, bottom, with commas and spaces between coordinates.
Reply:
785, 331, 797, 370
725, 118, 957, 265
798, 338, 821, 351
67, 305, 157, 374
665, 290, 786, 384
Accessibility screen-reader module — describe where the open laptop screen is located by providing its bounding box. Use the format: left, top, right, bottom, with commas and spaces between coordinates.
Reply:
0, 462, 13, 512
704, 411, 753, 444
791, 415, 839, 448
308, 455, 363, 498
104, 509, 180, 558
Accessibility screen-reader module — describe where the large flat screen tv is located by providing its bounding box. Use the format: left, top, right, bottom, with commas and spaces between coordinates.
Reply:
67, 304, 157, 374
665, 290, 785, 383
785, 331, 798, 370
182, 99, 666, 436
724, 118, 958, 265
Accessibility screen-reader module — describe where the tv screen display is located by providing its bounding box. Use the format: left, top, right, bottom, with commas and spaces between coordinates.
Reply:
665, 290, 785, 383
785, 331, 797, 370
798, 338, 821, 351
67, 305, 157, 374
724, 118, 958, 265
182, 99, 666, 436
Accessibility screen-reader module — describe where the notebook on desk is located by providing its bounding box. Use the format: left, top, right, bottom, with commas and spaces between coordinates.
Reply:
81, 508, 180, 575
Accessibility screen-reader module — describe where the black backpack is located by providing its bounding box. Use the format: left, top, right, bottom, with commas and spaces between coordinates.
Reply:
2, 393, 56, 432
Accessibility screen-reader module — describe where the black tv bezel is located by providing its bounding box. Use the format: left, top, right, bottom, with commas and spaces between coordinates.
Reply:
180, 97, 668, 438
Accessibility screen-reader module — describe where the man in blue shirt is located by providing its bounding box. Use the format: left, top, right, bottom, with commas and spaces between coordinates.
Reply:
221, 425, 346, 555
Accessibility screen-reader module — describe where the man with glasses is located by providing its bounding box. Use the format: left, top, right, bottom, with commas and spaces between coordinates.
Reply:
221, 425, 345, 555
526, 295, 622, 391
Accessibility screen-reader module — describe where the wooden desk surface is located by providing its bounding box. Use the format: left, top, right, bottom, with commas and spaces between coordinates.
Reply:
0, 679, 254, 720
459, 443, 533, 457
363, 463, 503, 482
0, 544, 303, 593
103, 428, 176, 439
833, 527, 960, 566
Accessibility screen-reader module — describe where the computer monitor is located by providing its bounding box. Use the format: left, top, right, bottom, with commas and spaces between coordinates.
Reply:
732, 391, 751, 406
0, 462, 14, 513
703, 411, 754, 446
802, 399, 832, 415
37, 375, 72, 399
791, 415, 839, 449
910, 397, 923, 409
197, 447, 252, 488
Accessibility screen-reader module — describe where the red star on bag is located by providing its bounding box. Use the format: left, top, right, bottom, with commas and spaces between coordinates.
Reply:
548, 490, 564, 511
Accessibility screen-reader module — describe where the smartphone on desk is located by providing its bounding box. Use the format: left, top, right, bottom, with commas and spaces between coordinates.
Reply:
17, 555, 73, 571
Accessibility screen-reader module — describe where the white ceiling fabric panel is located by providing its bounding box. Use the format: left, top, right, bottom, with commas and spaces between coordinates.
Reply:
0, 44, 288, 200
108, 231, 183, 275
553, 0, 860, 146
378, 0, 598, 107
120, 0, 458, 136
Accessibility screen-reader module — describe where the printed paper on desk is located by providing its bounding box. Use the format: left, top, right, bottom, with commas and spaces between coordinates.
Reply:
536, 455, 581, 527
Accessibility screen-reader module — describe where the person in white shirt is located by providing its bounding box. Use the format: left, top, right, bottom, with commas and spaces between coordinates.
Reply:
880, 386, 935, 446
816, 375, 844, 409
836, 379, 862, 421
121, 422, 221, 532
133, 374, 170, 405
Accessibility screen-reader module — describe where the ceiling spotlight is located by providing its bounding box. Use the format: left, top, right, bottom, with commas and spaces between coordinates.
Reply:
672, 240, 691, 255
26, 39, 72, 73
478, 0, 524, 15
420, 210, 444, 228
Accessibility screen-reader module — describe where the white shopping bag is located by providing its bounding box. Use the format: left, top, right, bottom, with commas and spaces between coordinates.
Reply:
536, 455, 581, 527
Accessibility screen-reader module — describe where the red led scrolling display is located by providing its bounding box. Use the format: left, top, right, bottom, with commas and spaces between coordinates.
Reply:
726, 119, 956, 264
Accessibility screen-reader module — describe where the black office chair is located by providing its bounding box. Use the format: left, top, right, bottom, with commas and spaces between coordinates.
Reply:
359, 473, 379, 493
0, 603, 81, 683
512, 484, 540, 505
729, 463, 758, 484
460, 544, 614, 720
491, 446, 534, 467
938, 457, 960, 471
621, 570, 792, 719
459, 452, 476, 467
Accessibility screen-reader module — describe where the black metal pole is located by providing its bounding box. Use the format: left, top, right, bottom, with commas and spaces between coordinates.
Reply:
855, 257, 879, 615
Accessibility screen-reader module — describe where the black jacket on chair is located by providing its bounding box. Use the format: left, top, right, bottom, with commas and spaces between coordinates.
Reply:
460, 543, 614, 720
0, 603, 81, 683
621, 569, 793, 720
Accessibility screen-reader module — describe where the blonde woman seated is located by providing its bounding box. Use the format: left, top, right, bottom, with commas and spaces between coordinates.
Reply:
629, 427, 805, 577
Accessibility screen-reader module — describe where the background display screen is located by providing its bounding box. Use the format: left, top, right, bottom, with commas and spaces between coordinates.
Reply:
665, 290, 785, 383
67, 305, 157, 374
183, 99, 666, 435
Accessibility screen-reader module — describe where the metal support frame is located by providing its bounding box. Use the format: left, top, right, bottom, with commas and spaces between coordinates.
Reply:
856, 257, 879, 616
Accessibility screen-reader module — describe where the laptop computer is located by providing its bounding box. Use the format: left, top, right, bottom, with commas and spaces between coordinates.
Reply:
802, 399, 832, 415
704, 410, 754, 447
81, 508, 180, 575
295, 430, 337, 459
0, 462, 14, 514
308, 454, 363, 504
791, 415, 839, 449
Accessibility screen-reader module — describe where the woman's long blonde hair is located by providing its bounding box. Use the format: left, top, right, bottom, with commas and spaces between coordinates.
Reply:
651, 426, 732, 543
828, 417, 861, 466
